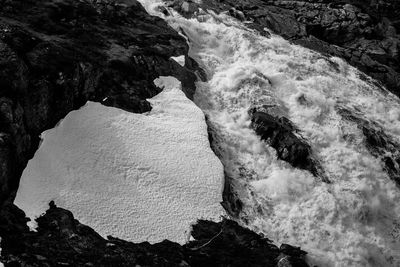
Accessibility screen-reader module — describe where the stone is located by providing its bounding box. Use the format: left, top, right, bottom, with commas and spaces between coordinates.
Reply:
249, 108, 328, 182
0, 202, 309, 267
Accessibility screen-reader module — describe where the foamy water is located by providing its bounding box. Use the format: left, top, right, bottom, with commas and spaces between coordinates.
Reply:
139, 1, 400, 266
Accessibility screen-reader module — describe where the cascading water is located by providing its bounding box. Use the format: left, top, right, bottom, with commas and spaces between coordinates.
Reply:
139, 1, 400, 266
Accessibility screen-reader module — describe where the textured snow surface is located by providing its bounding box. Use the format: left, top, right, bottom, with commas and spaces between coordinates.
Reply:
14, 77, 224, 244
139, 2, 400, 266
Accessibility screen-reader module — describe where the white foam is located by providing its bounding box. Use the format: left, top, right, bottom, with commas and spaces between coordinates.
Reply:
14, 77, 224, 244
138, 2, 400, 266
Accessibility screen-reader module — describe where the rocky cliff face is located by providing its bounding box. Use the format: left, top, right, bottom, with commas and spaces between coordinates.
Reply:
0, 202, 308, 266
0, 0, 197, 204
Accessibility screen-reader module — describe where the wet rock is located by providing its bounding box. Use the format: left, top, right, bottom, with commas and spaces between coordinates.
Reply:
229, 8, 246, 21
249, 107, 328, 182
205, 116, 244, 217
168, 0, 200, 18
221, 173, 243, 218
0, 0, 198, 204
0, 202, 309, 267
337, 106, 400, 186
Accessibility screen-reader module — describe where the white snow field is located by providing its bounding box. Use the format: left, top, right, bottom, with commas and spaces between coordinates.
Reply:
138, 1, 400, 266
14, 76, 224, 244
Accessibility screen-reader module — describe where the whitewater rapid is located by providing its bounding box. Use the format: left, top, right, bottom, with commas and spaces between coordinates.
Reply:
139, 1, 400, 266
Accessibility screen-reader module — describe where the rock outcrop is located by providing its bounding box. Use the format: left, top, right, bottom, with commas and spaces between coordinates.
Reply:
181, 0, 400, 97
248, 106, 328, 183
0, 0, 197, 204
337, 106, 400, 187
250, 108, 325, 178
0, 202, 309, 267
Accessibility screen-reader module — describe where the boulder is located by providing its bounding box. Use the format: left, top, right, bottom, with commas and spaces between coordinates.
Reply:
249, 107, 328, 182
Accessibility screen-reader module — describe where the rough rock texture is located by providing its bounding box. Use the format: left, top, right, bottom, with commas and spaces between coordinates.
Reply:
0, 0, 197, 204
220, 173, 244, 217
0, 202, 309, 267
186, 219, 308, 267
180, 0, 400, 96
337, 106, 400, 187
249, 107, 328, 182
206, 117, 244, 217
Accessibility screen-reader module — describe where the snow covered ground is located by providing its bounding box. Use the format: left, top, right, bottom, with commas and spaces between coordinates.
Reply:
14, 77, 224, 244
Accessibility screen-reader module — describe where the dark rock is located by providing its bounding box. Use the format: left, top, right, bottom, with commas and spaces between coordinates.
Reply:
205, 116, 244, 217
229, 8, 246, 21
277, 243, 309, 267
249, 107, 328, 182
221, 173, 243, 218
278, 244, 308, 267
185, 219, 308, 267
168, 0, 200, 18
337, 106, 400, 186
0, 0, 198, 204
0, 202, 309, 267
0, 202, 186, 267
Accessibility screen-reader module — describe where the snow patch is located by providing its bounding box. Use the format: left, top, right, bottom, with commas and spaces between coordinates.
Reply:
14, 77, 224, 244
170, 55, 185, 67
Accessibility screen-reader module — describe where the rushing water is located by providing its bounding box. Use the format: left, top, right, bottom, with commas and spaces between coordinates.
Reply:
139, 1, 400, 266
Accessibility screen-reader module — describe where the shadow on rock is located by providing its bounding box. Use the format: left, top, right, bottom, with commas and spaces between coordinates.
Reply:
0, 202, 309, 267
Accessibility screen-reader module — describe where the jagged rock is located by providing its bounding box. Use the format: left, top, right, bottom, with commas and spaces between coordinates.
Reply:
0, 202, 309, 267
0, 0, 197, 204
168, 0, 200, 18
186, 219, 308, 267
229, 8, 246, 21
337, 106, 400, 186
249, 107, 328, 182
221, 173, 243, 217
0, 202, 186, 267
206, 117, 244, 217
